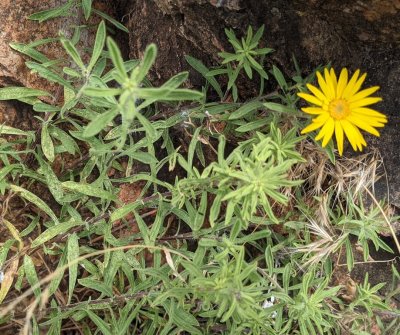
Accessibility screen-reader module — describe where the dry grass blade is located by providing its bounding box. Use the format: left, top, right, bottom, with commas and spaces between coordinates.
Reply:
363, 186, 400, 254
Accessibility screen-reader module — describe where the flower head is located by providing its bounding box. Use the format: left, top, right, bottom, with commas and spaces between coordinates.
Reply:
298, 68, 387, 156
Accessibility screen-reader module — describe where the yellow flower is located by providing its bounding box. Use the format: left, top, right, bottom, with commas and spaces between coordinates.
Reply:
298, 68, 387, 156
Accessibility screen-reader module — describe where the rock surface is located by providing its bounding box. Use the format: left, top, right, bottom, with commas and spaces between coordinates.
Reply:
0, 0, 112, 127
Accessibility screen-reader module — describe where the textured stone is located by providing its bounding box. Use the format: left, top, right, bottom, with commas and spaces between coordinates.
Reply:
0, 0, 74, 94
0, 0, 116, 127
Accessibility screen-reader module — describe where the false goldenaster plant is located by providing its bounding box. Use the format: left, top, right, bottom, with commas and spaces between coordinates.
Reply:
298, 68, 387, 156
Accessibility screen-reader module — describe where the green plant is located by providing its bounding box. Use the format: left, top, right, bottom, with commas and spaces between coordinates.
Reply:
206, 25, 272, 101
0, 4, 398, 335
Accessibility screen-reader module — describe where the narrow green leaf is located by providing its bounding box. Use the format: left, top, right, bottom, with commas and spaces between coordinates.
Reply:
104, 250, 124, 287
17, 96, 41, 105
29, 0, 74, 22
0, 125, 32, 137
149, 203, 165, 243
110, 202, 140, 223
264, 102, 295, 114
123, 151, 158, 164
64, 86, 75, 106
61, 39, 86, 72
188, 127, 201, 170
185, 56, 223, 98
167, 304, 201, 335
161, 72, 188, 89
47, 249, 67, 296
136, 44, 157, 83
86, 310, 112, 335
0, 164, 20, 182
92, 9, 129, 33
133, 211, 150, 246
67, 233, 79, 304
78, 279, 113, 297
229, 100, 263, 120
136, 88, 202, 101
82, 109, 118, 138
243, 61, 253, 79
164, 89, 203, 101
41, 123, 55, 162
256, 47, 274, 55
235, 119, 267, 132
0, 87, 50, 100
24, 255, 41, 298
345, 237, 354, 272
107, 37, 127, 80
206, 68, 228, 77
247, 55, 263, 70
50, 127, 79, 155
37, 156, 64, 203
251, 25, 265, 45
62, 181, 117, 201
10, 185, 59, 225
245, 26, 253, 46
136, 112, 157, 140
27, 38, 59, 49
10, 43, 50, 63
82, 0, 93, 20
63, 66, 81, 78
272, 65, 288, 90
31, 219, 81, 248
33, 103, 60, 113
227, 66, 241, 90
88, 21, 106, 72
26, 62, 72, 89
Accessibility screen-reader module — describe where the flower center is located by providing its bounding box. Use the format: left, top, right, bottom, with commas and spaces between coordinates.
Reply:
329, 99, 350, 120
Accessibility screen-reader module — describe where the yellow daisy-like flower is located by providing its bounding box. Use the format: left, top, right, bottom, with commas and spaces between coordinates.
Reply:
298, 68, 387, 156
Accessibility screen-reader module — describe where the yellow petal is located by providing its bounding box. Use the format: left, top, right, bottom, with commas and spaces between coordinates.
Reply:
301, 121, 323, 134
301, 107, 325, 115
352, 107, 387, 120
298, 92, 323, 106
347, 86, 380, 103
342, 120, 367, 151
312, 112, 330, 124
351, 111, 387, 125
324, 68, 336, 99
306, 84, 328, 103
335, 121, 344, 156
342, 69, 360, 99
301, 113, 330, 134
336, 68, 348, 98
352, 112, 387, 126
347, 114, 380, 137
316, 71, 333, 100
341, 119, 359, 151
349, 97, 382, 109
346, 73, 367, 98
330, 68, 338, 90
353, 126, 367, 150
321, 118, 335, 147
